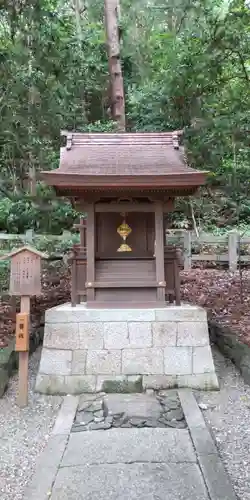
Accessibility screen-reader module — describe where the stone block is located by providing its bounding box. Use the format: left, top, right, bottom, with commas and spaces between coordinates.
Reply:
152, 322, 177, 346
96, 375, 127, 392
35, 374, 66, 395
143, 375, 177, 390
0, 341, 14, 365
79, 323, 104, 349
45, 304, 84, 323
97, 309, 155, 322
164, 347, 192, 375
64, 375, 96, 394
104, 322, 129, 349
23, 434, 69, 500
39, 348, 72, 375
193, 346, 215, 374
127, 375, 143, 392
128, 322, 152, 347
178, 390, 206, 429
72, 350, 87, 374
177, 322, 209, 347
190, 426, 218, 455
52, 395, 79, 436
86, 350, 121, 375
122, 348, 163, 375
104, 393, 161, 418
43, 323, 79, 350
47, 305, 155, 323
96, 375, 142, 393
177, 373, 219, 390
199, 454, 238, 500
155, 305, 207, 323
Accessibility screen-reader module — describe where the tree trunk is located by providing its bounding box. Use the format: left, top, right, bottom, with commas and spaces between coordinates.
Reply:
104, 0, 125, 131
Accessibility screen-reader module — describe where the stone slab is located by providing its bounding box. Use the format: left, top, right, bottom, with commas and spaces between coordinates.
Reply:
190, 427, 218, 455
52, 396, 79, 436
179, 389, 237, 499
178, 389, 207, 429
142, 375, 177, 390
178, 390, 217, 454
199, 454, 238, 500
177, 373, 219, 390
46, 304, 155, 323
104, 393, 162, 418
25, 434, 68, 500
62, 428, 196, 466
51, 463, 209, 500
155, 305, 207, 322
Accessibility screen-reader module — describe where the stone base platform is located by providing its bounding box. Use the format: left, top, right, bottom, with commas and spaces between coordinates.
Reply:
35, 304, 219, 394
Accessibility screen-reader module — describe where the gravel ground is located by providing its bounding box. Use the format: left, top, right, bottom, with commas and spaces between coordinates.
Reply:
196, 346, 250, 500
0, 347, 62, 500
1, 345, 250, 500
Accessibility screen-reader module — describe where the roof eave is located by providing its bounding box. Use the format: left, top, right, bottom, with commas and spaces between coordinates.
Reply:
41, 171, 208, 189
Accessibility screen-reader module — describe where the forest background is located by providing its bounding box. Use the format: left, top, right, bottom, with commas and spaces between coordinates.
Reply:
0, 0, 249, 236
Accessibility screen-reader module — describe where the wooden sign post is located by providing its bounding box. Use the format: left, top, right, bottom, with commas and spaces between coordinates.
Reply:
0, 246, 47, 407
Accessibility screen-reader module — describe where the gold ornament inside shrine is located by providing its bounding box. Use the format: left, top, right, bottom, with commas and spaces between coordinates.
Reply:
117, 215, 132, 252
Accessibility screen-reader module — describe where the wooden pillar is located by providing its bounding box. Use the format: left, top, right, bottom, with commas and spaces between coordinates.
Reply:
71, 248, 78, 307
73, 217, 86, 250
86, 204, 95, 302
155, 202, 165, 303
79, 217, 86, 249
18, 296, 30, 407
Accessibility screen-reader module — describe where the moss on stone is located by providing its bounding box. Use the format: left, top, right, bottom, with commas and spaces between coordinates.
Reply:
0, 340, 15, 367
209, 320, 250, 385
0, 328, 44, 399
102, 376, 143, 393
0, 367, 9, 397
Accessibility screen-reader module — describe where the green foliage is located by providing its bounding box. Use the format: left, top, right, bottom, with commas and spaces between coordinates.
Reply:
0, 0, 249, 233
0, 195, 78, 233
0, 1, 109, 204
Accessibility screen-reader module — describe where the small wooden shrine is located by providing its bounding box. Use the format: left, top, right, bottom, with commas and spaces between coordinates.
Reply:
42, 131, 206, 308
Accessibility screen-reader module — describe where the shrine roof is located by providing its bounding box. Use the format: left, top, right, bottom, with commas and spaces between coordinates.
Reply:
41, 131, 207, 192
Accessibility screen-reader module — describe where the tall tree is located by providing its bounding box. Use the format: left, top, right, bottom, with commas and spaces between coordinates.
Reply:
104, 0, 125, 131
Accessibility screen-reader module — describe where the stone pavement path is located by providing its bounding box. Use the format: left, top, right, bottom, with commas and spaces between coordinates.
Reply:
25, 390, 238, 500
72, 391, 186, 431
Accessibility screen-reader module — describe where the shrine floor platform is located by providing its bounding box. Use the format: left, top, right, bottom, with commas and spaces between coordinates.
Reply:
35, 303, 219, 394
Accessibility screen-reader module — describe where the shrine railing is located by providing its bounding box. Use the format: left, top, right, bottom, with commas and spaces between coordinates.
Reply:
69, 244, 181, 307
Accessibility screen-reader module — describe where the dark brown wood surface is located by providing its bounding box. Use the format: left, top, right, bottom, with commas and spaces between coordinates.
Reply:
86, 204, 95, 301
70, 201, 181, 307
155, 202, 165, 302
